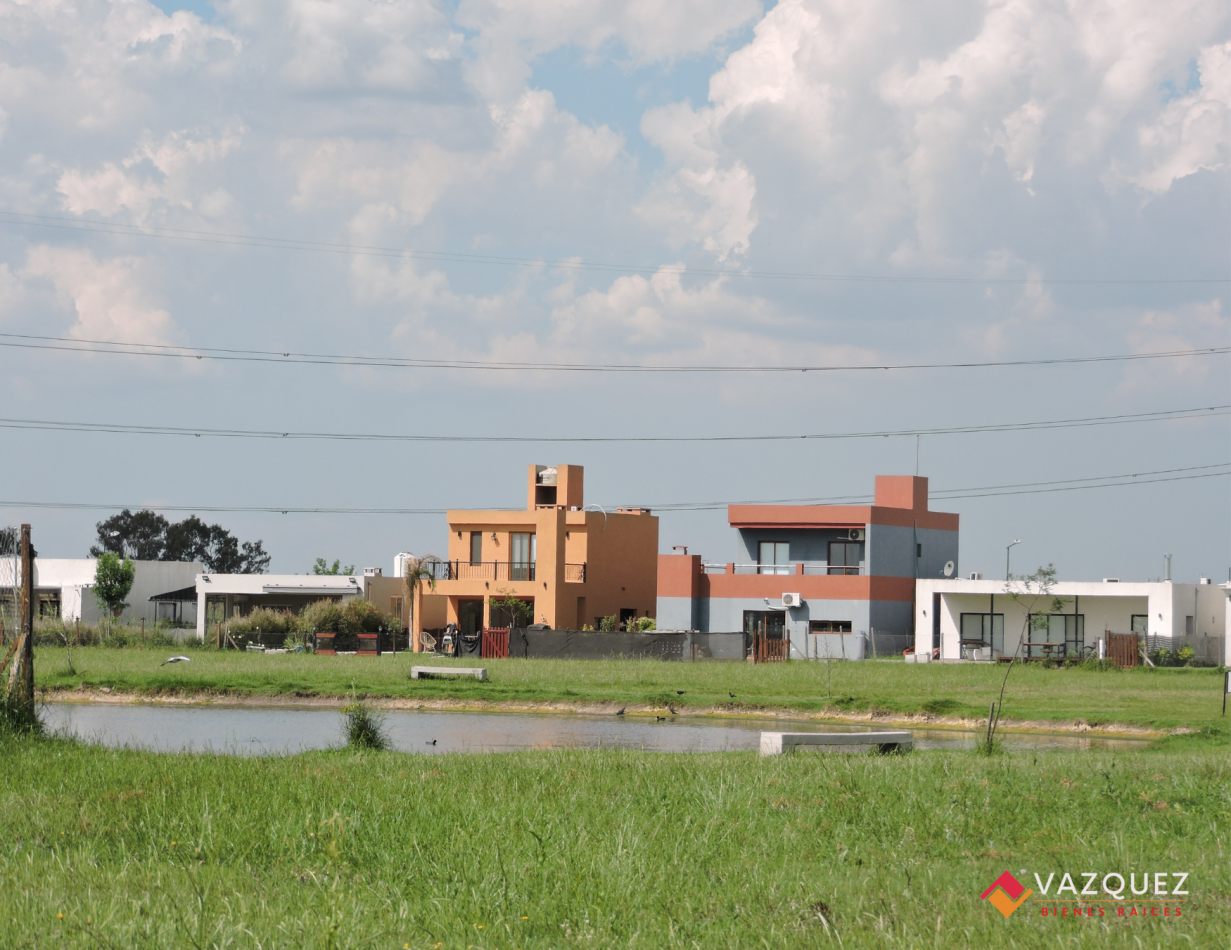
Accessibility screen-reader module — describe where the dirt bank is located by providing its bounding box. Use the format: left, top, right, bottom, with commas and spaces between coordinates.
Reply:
40, 686, 1177, 738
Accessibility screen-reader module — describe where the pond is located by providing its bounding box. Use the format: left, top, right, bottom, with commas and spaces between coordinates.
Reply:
41, 703, 1153, 755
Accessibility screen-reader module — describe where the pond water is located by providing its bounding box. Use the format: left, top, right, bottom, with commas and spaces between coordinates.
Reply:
42, 703, 1153, 756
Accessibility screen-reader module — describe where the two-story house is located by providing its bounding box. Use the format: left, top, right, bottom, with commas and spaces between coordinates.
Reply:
657, 475, 958, 658
412, 464, 658, 647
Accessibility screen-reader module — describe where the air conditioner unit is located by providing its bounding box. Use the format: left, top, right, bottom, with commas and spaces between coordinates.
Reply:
781, 592, 804, 608
848, 528, 865, 541
969, 572, 983, 581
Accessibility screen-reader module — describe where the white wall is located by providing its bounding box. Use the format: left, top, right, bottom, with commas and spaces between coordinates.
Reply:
914, 579, 1224, 660
1, 558, 202, 624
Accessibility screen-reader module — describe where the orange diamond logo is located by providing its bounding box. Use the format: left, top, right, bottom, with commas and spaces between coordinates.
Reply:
981, 871, 1034, 918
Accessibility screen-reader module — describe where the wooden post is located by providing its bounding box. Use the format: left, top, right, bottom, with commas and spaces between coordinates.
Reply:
141, 617, 145, 644
11, 524, 34, 706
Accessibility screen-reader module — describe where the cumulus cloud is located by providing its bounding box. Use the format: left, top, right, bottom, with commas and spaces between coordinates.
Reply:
1124, 42, 1230, 194
23, 246, 177, 345
0, 0, 1225, 380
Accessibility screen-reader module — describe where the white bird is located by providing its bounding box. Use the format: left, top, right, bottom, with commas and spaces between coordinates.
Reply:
160, 656, 191, 666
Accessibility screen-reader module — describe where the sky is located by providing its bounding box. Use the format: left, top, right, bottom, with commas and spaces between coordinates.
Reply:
0, 0, 1227, 583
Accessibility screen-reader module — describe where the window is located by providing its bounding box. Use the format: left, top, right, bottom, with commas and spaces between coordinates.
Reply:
1027, 614, 1084, 658
469, 531, 482, 564
743, 610, 785, 638
1185, 615, 1194, 635
391, 596, 404, 619
758, 541, 791, 575
810, 620, 851, 634
827, 541, 861, 575
1130, 615, 1148, 634
511, 533, 536, 581
960, 613, 1005, 654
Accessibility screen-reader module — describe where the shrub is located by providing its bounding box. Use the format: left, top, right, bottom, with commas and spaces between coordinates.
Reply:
225, 607, 300, 636
598, 614, 619, 632
300, 599, 348, 634
342, 700, 388, 750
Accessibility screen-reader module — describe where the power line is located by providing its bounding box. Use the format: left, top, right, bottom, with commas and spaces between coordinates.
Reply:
0, 330, 1225, 374
0, 464, 1224, 516
649, 463, 1231, 510
0, 405, 1224, 445
2, 209, 1227, 286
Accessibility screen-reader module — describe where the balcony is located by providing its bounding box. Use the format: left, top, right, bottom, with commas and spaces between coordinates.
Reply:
423, 561, 587, 584
700, 562, 864, 576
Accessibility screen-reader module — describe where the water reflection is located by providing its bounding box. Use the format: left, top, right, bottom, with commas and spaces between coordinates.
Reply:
41, 703, 1152, 756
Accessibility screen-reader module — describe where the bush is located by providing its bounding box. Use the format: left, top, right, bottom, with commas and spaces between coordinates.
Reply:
597, 615, 618, 632
342, 700, 388, 750
225, 607, 300, 637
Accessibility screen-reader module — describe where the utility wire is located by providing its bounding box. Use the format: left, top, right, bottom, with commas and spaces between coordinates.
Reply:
0, 330, 1225, 374
0, 405, 1224, 444
648, 463, 1231, 510
0, 464, 1224, 515
2, 209, 1228, 286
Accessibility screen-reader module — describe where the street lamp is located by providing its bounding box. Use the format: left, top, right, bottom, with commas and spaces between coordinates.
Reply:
1006, 540, 1022, 580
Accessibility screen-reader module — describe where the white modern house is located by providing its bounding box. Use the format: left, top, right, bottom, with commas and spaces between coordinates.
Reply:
914, 577, 1228, 665
194, 572, 369, 638
0, 558, 203, 625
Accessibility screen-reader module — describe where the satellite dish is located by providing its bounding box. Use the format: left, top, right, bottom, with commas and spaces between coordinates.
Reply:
943, 560, 955, 577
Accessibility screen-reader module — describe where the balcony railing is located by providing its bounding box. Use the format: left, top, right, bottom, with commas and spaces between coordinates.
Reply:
700, 562, 864, 576
424, 561, 587, 583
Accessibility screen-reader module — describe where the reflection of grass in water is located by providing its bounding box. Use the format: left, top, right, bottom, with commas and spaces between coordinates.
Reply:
31, 646, 1231, 731
1, 733, 1226, 948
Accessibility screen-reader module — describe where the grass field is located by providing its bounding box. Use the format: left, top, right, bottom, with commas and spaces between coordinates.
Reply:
1, 727, 1226, 950
35, 646, 1229, 731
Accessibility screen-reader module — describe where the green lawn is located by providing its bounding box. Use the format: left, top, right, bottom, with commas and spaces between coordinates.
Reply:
1, 730, 1225, 949
34, 646, 1229, 732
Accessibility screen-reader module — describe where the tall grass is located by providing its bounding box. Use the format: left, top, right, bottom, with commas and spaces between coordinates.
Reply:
33, 646, 1230, 731
341, 698, 388, 750
0, 734, 1225, 948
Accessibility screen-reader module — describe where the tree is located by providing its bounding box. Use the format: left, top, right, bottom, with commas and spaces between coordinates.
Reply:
312, 558, 356, 576
491, 589, 534, 629
90, 510, 169, 560
984, 564, 1068, 750
89, 511, 270, 574
94, 552, 135, 617
401, 555, 440, 651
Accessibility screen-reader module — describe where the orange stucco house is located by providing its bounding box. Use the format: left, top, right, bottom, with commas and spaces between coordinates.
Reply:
412, 465, 658, 648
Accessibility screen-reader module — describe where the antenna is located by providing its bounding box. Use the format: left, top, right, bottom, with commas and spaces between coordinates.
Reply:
943, 560, 954, 577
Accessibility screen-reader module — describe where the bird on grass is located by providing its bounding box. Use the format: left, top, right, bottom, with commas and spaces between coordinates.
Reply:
615, 707, 626, 716
666, 704, 677, 715
675, 690, 685, 695
729, 692, 736, 699
426, 739, 437, 746
160, 656, 191, 666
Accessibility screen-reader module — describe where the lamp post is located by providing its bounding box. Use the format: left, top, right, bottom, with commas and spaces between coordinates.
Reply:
1006, 539, 1021, 581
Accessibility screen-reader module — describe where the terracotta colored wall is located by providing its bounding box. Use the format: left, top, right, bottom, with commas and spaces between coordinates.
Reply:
874, 475, 928, 510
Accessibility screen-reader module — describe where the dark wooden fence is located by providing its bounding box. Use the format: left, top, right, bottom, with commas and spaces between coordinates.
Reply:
754, 633, 790, 663
1107, 633, 1139, 668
